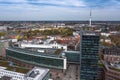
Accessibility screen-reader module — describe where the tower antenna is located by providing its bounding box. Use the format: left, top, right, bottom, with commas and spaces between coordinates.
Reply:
89, 9, 92, 27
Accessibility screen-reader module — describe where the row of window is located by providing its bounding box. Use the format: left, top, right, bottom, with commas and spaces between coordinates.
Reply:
0, 72, 24, 80
6, 49, 64, 69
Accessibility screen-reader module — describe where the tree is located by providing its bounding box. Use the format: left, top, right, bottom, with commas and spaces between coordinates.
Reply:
109, 35, 120, 47
0, 32, 7, 37
16, 35, 23, 41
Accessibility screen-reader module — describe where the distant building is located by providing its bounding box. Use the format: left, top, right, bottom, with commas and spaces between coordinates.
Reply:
101, 33, 110, 37
104, 39, 111, 43
105, 67, 120, 80
80, 30, 100, 80
0, 66, 50, 80
0, 41, 9, 57
54, 23, 65, 28
103, 47, 120, 63
0, 26, 7, 31
103, 62, 120, 80
20, 42, 67, 51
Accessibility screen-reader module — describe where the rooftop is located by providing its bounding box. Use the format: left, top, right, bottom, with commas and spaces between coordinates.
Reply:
109, 67, 120, 72
0, 66, 49, 80
7, 46, 64, 58
0, 60, 29, 74
80, 30, 99, 36
26, 67, 49, 80
26, 47, 64, 55
103, 61, 120, 72
103, 47, 120, 55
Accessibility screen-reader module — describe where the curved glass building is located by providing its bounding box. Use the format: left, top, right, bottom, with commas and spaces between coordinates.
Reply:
6, 47, 67, 70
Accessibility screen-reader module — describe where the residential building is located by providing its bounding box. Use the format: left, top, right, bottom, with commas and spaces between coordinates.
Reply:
103, 47, 120, 63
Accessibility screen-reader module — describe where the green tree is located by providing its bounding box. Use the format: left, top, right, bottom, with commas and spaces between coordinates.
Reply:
109, 35, 120, 47
0, 32, 7, 37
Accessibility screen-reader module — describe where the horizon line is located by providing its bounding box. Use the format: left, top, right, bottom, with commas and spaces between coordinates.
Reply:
0, 20, 120, 22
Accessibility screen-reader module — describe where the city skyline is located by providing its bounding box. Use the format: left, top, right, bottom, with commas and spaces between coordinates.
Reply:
0, 0, 120, 21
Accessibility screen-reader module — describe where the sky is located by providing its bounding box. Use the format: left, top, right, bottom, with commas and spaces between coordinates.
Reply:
0, 0, 120, 21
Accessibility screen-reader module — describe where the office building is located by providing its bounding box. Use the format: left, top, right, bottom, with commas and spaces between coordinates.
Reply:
80, 30, 100, 80
0, 66, 50, 80
6, 47, 67, 70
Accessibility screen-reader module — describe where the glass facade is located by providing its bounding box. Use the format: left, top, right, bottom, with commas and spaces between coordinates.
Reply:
42, 71, 50, 80
64, 51, 80, 63
80, 33, 99, 80
6, 48, 65, 69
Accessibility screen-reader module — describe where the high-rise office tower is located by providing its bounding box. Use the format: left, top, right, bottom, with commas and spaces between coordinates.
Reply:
80, 30, 100, 80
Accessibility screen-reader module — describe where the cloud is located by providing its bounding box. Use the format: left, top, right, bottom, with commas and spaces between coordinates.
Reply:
0, 0, 120, 8
26, 0, 120, 8
0, 0, 120, 20
26, 0, 87, 8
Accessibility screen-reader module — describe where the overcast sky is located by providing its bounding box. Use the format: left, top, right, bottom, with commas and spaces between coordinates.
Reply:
0, 0, 120, 21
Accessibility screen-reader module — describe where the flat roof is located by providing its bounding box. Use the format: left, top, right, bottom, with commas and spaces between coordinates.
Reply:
0, 66, 49, 80
27, 67, 49, 80
7, 47, 59, 57
6, 47, 65, 60
26, 47, 63, 55
64, 51, 80, 54
80, 30, 99, 36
